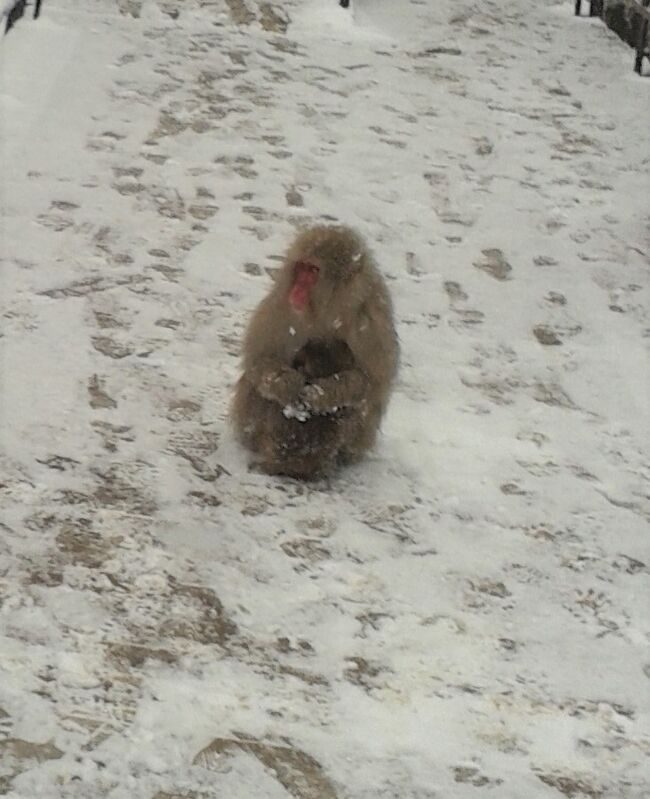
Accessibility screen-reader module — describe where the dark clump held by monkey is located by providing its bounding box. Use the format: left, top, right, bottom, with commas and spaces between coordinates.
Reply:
231, 225, 399, 479
238, 338, 355, 479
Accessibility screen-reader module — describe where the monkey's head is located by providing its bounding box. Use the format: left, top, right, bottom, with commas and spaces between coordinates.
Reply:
283, 225, 367, 317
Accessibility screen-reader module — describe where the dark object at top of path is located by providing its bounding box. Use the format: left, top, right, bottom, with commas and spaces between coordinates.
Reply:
4, 0, 41, 35
575, 0, 650, 75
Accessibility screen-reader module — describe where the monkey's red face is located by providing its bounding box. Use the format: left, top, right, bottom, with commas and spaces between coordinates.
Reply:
289, 261, 320, 312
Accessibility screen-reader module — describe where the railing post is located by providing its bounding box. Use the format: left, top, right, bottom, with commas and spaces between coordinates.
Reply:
634, 13, 649, 72
5, 0, 27, 33
4, 0, 42, 33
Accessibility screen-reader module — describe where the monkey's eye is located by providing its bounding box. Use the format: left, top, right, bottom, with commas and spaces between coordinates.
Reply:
295, 261, 320, 283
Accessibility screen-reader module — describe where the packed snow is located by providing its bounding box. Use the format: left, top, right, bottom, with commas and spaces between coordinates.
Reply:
1, 0, 648, 797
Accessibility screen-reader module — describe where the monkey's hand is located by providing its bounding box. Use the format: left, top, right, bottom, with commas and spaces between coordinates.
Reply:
299, 370, 368, 414
256, 366, 305, 406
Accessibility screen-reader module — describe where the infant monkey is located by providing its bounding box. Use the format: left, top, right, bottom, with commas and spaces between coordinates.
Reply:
231, 225, 398, 478
252, 339, 356, 479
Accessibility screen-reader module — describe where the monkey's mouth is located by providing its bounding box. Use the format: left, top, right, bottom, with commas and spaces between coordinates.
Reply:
289, 285, 310, 311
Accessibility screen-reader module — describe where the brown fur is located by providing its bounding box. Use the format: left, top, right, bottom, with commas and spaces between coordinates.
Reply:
231, 225, 399, 478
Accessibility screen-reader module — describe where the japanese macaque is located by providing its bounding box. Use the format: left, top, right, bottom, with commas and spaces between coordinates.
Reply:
231, 225, 399, 478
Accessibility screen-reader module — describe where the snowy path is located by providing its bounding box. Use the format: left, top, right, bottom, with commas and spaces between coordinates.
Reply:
1, 1, 649, 797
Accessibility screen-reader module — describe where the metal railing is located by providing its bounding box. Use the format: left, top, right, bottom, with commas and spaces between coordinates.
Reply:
575, 0, 650, 74
3, 0, 41, 34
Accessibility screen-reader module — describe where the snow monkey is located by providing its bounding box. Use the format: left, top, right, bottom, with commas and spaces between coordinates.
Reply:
231, 225, 399, 478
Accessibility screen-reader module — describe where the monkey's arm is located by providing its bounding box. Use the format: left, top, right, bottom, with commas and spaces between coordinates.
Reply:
246, 358, 305, 406
241, 296, 306, 406
299, 369, 368, 413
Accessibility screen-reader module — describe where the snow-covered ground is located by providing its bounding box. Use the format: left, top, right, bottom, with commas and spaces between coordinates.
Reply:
1, 0, 649, 796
